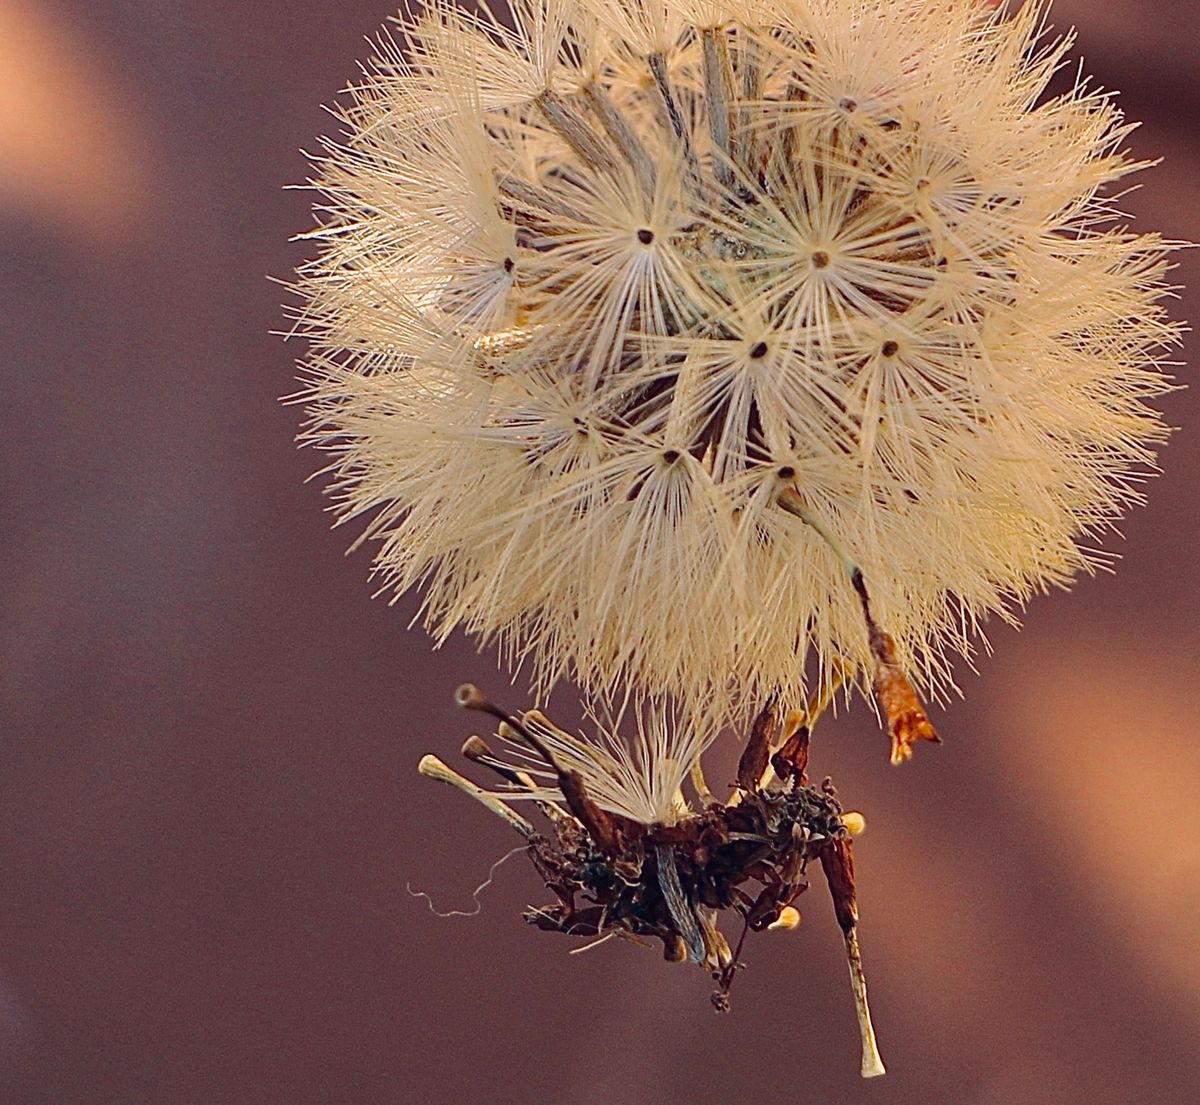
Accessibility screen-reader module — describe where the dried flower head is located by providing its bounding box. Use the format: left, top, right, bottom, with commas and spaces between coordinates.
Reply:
423, 683, 888, 1076
292, 0, 1184, 1076
295, 0, 1177, 727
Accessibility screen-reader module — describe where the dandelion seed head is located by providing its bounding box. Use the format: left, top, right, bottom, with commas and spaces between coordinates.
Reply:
296, 0, 1180, 726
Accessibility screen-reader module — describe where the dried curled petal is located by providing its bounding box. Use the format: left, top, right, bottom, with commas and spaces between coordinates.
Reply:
868, 625, 942, 765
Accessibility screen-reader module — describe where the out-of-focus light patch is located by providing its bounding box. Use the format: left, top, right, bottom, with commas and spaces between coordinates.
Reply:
0, 1, 153, 242
0, 976, 33, 1060
969, 1056, 1096, 1105
998, 633, 1200, 1023
856, 822, 1017, 1032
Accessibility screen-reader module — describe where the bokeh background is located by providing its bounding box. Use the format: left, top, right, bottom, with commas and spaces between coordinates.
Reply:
1, 1, 1197, 1103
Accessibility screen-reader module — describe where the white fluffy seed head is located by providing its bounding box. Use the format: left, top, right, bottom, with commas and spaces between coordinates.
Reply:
294, 0, 1180, 729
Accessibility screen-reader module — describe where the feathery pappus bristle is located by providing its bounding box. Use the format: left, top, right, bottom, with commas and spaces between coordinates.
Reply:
459, 688, 705, 826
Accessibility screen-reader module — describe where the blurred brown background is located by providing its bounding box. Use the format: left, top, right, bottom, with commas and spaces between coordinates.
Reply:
0, 2, 1196, 1103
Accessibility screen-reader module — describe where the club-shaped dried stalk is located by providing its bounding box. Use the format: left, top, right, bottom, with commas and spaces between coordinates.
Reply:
821, 838, 886, 1077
